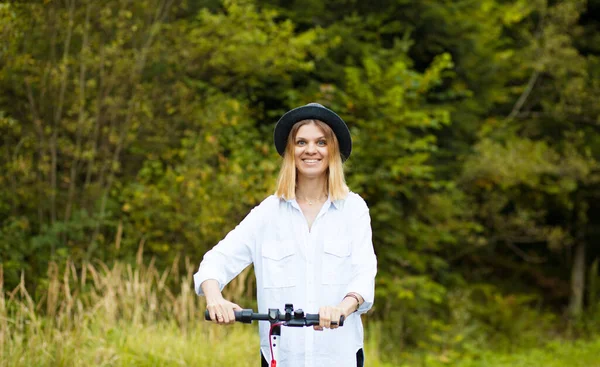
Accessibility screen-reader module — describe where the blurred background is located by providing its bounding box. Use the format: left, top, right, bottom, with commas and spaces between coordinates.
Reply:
1, 0, 600, 365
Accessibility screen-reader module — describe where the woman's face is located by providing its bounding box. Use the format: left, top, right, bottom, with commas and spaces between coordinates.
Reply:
294, 122, 329, 179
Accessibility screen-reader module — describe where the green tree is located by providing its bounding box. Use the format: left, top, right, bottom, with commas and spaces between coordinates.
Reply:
461, 0, 600, 321
0, 0, 321, 288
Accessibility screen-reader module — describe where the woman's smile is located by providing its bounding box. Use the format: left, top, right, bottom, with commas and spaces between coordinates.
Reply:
302, 158, 322, 164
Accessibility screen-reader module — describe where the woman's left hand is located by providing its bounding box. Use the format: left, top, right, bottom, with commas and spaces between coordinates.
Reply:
314, 305, 344, 331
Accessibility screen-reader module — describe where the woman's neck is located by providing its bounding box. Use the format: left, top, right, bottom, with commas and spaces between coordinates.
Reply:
296, 175, 328, 200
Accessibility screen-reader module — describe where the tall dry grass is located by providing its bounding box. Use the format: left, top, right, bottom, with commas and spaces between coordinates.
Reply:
0, 248, 259, 366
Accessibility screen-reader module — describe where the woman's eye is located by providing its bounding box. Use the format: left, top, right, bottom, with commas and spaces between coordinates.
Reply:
317, 140, 327, 146
296, 140, 306, 146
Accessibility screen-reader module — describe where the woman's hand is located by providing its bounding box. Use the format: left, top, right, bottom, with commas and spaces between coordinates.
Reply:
202, 279, 242, 325
314, 305, 344, 331
206, 297, 242, 325
313, 294, 362, 330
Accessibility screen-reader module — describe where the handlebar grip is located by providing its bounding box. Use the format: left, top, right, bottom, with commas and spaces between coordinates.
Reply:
204, 310, 241, 320
204, 309, 253, 322
305, 313, 345, 327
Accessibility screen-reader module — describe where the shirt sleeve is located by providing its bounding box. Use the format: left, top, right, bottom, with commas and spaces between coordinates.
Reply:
193, 204, 262, 296
345, 203, 377, 314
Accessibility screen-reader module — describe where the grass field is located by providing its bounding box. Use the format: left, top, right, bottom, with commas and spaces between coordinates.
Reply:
3, 318, 600, 366
2, 259, 599, 366
437, 338, 600, 367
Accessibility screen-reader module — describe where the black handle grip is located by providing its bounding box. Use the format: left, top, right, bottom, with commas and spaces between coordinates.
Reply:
205, 309, 257, 323
304, 314, 345, 327
203, 310, 244, 321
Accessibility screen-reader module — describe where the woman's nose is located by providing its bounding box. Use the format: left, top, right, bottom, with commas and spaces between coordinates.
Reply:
306, 142, 317, 153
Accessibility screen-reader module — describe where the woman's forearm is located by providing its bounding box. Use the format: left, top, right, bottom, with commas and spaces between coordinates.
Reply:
338, 292, 364, 317
201, 279, 224, 303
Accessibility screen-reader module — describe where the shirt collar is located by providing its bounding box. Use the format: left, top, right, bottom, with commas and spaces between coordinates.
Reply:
281, 196, 344, 211
330, 197, 343, 210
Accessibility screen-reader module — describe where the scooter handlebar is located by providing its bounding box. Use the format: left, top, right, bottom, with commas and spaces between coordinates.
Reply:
204, 308, 344, 327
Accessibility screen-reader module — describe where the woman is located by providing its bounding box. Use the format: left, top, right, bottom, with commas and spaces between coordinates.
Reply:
194, 103, 377, 367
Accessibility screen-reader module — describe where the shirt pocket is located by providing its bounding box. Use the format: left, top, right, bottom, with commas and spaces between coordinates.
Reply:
322, 238, 352, 285
261, 240, 296, 288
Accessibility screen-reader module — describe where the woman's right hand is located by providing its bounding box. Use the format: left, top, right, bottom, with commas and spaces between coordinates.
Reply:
206, 297, 242, 324
202, 279, 242, 324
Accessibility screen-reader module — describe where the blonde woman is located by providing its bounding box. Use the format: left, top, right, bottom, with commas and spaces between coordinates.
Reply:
194, 103, 377, 367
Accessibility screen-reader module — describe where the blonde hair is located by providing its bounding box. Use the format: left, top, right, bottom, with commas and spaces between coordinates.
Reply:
275, 120, 349, 201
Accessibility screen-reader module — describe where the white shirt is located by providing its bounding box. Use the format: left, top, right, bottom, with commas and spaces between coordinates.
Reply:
194, 192, 377, 367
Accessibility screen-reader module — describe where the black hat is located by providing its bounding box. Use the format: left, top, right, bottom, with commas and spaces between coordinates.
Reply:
273, 103, 352, 161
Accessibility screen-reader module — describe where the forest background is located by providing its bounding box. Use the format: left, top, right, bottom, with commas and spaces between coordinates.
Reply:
1, 0, 600, 365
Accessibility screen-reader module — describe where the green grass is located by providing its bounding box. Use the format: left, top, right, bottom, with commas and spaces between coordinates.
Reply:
441, 338, 600, 367
3, 317, 600, 367
2, 259, 599, 366
3, 320, 262, 366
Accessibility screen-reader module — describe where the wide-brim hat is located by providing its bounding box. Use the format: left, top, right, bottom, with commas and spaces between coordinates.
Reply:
273, 103, 352, 161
